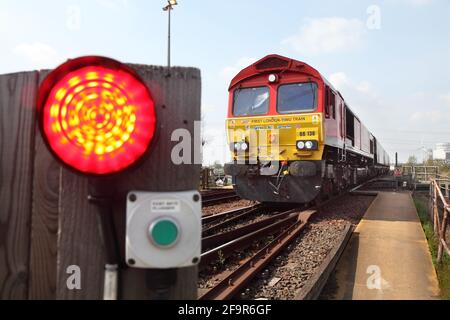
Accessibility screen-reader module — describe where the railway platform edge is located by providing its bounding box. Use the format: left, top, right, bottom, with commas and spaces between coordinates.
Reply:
330, 192, 440, 300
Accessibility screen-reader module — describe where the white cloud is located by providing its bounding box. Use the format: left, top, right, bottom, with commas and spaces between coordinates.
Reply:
12, 42, 63, 69
410, 110, 450, 124
328, 72, 376, 98
328, 72, 351, 90
221, 57, 258, 80
440, 93, 450, 104
0, 11, 8, 32
386, 0, 435, 7
282, 17, 366, 55
202, 104, 218, 114
355, 81, 374, 95
95, 0, 129, 10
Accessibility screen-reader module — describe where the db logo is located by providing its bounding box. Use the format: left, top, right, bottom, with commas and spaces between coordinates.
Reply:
312, 115, 319, 124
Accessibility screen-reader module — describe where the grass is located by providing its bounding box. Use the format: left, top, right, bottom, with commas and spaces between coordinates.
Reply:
414, 196, 450, 299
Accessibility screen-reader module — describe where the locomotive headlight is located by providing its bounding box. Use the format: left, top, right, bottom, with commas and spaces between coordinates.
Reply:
234, 143, 241, 151
297, 141, 305, 150
241, 142, 249, 151
268, 74, 278, 83
297, 140, 318, 151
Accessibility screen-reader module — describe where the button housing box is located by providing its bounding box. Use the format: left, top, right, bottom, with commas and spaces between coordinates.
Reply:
126, 191, 202, 269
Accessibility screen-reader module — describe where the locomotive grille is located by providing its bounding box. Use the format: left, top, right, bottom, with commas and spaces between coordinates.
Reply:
255, 57, 289, 70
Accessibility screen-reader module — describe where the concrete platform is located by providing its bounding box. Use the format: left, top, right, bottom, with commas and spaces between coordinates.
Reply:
331, 192, 440, 300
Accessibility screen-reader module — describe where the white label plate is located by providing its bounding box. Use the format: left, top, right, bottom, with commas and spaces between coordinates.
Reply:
151, 199, 181, 213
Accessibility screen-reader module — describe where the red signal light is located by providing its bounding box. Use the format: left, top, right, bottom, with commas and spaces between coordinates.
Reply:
37, 56, 156, 176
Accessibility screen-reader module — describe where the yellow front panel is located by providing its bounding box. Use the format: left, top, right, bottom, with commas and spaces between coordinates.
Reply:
226, 113, 324, 161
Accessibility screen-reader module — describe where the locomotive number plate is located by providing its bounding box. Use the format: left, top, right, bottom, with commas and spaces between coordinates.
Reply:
297, 128, 319, 140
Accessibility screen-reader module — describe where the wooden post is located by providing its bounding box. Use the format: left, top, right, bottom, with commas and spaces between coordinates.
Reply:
55, 65, 201, 300
28, 70, 60, 300
0, 71, 39, 299
0, 64, 201, 300
201, 168, 209, 190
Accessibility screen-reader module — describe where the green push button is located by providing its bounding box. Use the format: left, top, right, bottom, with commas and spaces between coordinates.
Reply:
150, 219, 180, 248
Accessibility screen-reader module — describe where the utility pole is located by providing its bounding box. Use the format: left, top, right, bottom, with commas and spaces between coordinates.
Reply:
163, 1, 178, 71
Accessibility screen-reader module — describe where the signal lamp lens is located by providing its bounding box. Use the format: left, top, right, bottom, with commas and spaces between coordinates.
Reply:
38, 56, 156, 175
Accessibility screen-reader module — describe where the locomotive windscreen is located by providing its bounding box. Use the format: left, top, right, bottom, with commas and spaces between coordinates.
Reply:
233, 87, 269, 116
277, 82, 317, 114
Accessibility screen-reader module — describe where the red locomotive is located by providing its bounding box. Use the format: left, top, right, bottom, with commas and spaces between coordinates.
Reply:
225, 54, 390, 203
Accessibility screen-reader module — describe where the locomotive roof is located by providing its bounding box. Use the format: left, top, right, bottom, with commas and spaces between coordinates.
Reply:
228, 54, 380, 141
229, 54, 337, 92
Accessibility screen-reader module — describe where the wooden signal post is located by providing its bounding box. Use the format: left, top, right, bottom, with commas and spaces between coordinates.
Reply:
0, 62, 201, 300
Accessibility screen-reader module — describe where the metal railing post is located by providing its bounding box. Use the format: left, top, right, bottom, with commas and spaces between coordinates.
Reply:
429, 178, 450, 264
433, 182, 439, 234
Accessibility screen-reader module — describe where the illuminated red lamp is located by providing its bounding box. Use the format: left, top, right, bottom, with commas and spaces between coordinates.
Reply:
37, 56, 156, 176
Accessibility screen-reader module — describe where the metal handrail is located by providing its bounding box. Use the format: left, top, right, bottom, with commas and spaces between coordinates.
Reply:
430, 178, 450, 263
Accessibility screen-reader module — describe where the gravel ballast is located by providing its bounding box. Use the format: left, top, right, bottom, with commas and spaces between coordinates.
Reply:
242, 195, 375, 300
202, 199, 257, 216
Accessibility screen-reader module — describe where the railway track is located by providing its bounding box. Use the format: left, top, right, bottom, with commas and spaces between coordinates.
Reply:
202, 204, 260, 225
198, 201, 327, 300
199, 210, 314, 300
198, 179, 381, 300
198, 200, 315, 300
201, 189, 241, 207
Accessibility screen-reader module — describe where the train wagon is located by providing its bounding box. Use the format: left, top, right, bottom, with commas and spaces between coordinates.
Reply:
224, 54, 390, 203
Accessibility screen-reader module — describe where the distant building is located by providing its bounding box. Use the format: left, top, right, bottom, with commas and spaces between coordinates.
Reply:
426, 148, 433, 161
433, 143, 450, 163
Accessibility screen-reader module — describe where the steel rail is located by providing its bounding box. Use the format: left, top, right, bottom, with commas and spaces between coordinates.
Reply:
200, 209, 302, 267
199, 210, 315, 300
202, 206, 268, 236
202, 204, 260, 224
202, 194, 241, 207
202, 209, 297, 251
201, 189, 237, 200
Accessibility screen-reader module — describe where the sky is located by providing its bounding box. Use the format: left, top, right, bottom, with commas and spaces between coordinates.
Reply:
1, 0, 450, 164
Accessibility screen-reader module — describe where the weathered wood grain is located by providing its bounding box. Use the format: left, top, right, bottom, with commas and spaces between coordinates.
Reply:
117, 66, 201, 300
56, 172, 106, 300
0, 71, 38, 299
28, 70, 61, 300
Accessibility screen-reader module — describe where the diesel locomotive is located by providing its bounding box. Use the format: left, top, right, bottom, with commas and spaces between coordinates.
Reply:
224, 54, 390, 203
